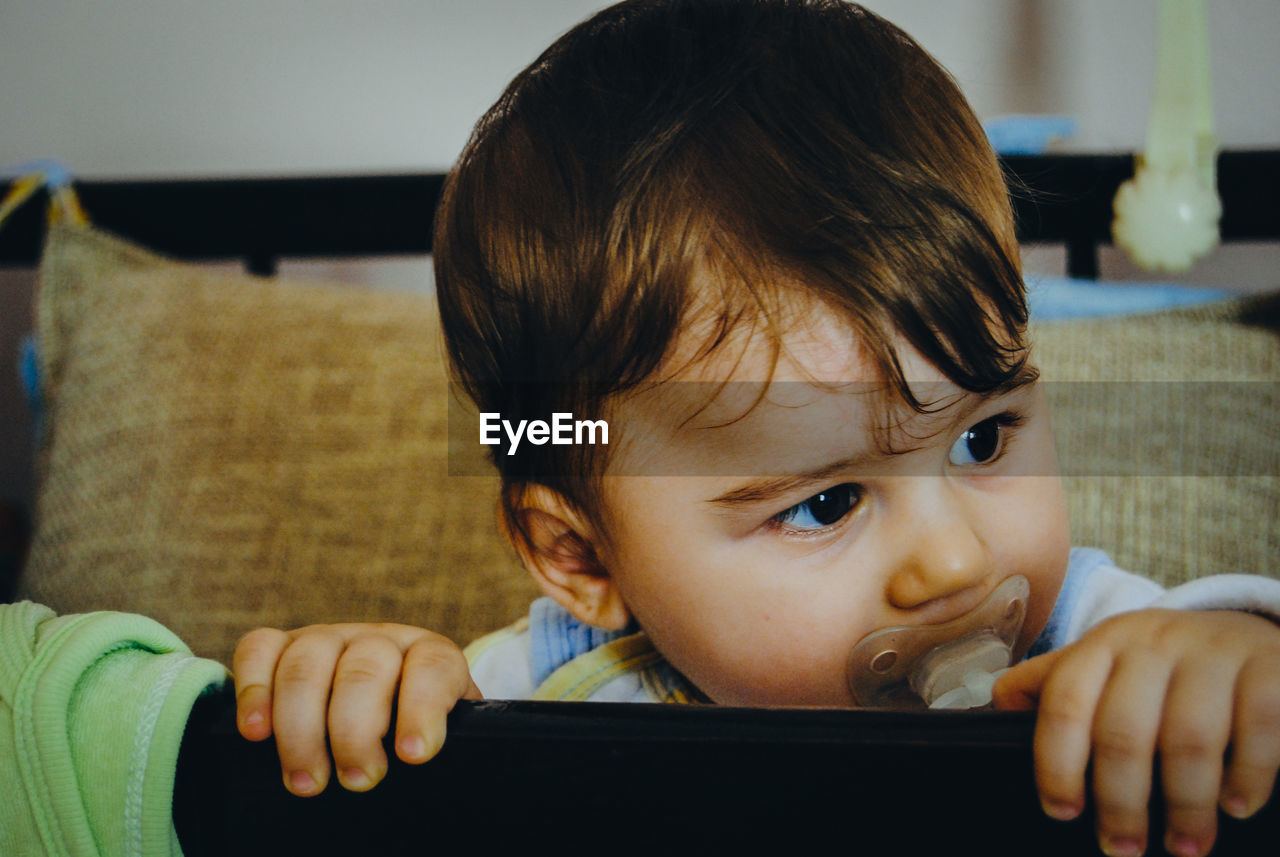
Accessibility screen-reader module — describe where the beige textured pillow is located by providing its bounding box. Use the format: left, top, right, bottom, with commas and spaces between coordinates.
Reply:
1030, 295, 1280, 586
20, 224, 537, 666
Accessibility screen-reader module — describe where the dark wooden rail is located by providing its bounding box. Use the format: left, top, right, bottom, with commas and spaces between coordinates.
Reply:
172, 684, 1279, 855
3, 152, 1277, 278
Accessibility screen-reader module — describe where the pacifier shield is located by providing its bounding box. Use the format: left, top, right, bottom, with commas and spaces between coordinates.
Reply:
846, 575, 1030, 708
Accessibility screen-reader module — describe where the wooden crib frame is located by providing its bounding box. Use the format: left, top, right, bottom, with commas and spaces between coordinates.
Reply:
3, 152, 1278, 280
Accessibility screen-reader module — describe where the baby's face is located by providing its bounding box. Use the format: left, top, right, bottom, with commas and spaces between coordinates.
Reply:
593, 307, 1071, 707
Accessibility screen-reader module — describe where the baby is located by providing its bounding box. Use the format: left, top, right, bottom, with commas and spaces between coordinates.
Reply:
232, 3, 1280, 856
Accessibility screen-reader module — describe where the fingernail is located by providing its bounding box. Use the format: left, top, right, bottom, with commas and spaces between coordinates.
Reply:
399, 734, 426, 761
1100, 836, 1144, 857
340, 767, 371, 790
243, 711, 264, 728
288, 770, 317, 794
1222, 795, 1250, 819
1166, 833, 1201, 857
1041, 799, 1079, 821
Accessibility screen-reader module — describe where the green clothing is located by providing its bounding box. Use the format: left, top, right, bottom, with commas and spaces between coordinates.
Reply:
1, 601, 228, 856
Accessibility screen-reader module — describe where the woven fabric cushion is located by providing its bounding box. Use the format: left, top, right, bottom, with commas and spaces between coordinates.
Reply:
18, 221, 1279, 668
19, 224, 537, 666
1030, 295, 1280, 586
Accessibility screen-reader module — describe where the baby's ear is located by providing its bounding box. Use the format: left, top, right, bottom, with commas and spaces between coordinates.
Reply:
506, 484, 631, 631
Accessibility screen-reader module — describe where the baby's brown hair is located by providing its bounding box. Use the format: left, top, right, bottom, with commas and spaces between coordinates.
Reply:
434, 0, 1030, 537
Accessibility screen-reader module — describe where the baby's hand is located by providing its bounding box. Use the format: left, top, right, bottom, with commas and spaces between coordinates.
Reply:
994, 609, 1280, 857
233, 623, 482, 796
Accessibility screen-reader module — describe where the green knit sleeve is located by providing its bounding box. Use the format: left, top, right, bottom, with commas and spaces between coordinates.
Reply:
1, 601, 228, 857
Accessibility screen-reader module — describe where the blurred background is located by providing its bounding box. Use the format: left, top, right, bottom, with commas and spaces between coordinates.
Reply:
1, 0, 1278, 517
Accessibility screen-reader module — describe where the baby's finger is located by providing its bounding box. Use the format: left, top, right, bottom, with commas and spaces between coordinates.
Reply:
327, 634, 404, 791
232, 627, 291, 742
1090, 652, 1171, 857
1030, 644, 1114, 821
271, 629, 346, 796
992, 648, 1062, 711
1221, 654, 1280, 820
1157, 659, 1233, 857
394, 633, 482, 765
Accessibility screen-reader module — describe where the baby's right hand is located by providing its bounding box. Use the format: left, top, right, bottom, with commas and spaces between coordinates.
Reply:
233, 623, 482, 796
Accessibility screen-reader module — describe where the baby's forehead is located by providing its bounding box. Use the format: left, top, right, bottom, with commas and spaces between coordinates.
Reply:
658, 291, 875, 386
657, 292, 949, 390
766, 311, 876, 386
610, 302, 977, 476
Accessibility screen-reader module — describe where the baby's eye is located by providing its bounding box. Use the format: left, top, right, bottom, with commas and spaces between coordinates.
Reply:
773, 484, 862, 531
948, 412, 1020, 466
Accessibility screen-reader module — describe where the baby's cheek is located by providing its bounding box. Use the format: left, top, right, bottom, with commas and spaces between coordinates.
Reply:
1017, 537, 1072, 656
992, 476, 1070, 638
669, 627, 857, 708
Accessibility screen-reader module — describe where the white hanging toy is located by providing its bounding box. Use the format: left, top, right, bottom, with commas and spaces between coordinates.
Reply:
1112, 0, 1221, 273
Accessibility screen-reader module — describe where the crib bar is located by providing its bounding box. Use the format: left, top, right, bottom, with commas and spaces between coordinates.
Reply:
0, 173, 446, 265
172, 684, 1276, 855
2, 153, 1278, 279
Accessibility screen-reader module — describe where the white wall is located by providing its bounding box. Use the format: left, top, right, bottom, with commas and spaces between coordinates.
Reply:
2, 0, 1278, 509
2, 0, 1277, 177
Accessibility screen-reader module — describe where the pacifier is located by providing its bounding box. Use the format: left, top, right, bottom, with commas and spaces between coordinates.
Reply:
847, 575, 1029, 710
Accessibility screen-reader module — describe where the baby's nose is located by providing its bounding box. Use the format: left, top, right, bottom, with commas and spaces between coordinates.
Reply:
886, 495, 992, 610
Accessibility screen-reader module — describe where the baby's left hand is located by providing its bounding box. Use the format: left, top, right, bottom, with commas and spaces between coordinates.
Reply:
993, 608, 1280, 857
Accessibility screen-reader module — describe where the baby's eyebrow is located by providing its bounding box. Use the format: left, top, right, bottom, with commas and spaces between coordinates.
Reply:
706, 371, 1040, 509
988, 365, 1041, 398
